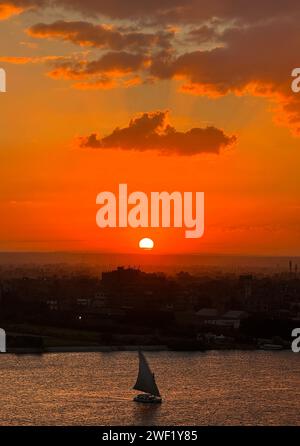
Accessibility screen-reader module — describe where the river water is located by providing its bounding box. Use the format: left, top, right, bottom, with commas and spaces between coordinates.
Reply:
0, 351, 298, 425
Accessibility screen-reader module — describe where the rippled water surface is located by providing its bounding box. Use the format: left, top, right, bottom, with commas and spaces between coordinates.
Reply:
0, 351, 299, 425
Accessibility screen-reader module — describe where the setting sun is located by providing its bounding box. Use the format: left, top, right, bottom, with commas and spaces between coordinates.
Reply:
139, 238, 154, 250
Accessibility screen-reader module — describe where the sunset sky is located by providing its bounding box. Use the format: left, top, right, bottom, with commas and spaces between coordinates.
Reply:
0, 0, 299, 255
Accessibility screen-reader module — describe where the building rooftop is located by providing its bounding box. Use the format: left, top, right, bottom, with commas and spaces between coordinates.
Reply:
222, 310, 248, 319
197, 308, 218, 317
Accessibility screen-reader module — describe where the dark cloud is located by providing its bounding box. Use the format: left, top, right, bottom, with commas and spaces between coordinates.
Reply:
47, 0, 300, 23
149, 18, 300, 134
28, 20, 172, 51
186, 25, 221, 44
46, 0, 300, 24
80, 110, 236, 155
46, 51, 147, 89
4, 0, 300, 24
48, 51, 147, 77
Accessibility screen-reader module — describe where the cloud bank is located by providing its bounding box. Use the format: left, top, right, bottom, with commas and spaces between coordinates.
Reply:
2, 0, 300, 134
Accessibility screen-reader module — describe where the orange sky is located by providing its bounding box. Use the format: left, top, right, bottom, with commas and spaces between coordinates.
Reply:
0, 1, 299, 255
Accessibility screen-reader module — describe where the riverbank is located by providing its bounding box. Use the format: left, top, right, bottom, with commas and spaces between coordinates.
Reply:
7, 344, 289, 354
3, 323, 290, 354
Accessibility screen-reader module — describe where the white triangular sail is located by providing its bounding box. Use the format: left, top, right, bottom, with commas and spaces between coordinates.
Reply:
133, 351, 160, 397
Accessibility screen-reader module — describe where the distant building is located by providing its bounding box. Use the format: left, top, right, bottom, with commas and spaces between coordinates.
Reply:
101, 267, 143, 288
76, 298, 91, 308
46, 299, 59, 311
202, 310, 249, 330
239, 275, 253, 302
197, 308, 218, 318
92, 292, 107, 308
174, 311, 198, 328
222, 310, 248, 320
196, 308, 219, 325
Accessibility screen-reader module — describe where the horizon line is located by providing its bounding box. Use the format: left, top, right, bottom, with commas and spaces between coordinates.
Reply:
0, 251, 299, 258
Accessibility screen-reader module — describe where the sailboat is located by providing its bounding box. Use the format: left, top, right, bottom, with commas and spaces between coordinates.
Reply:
133, 351, 162, 404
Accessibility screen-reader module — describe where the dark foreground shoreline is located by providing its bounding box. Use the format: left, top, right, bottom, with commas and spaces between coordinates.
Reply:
6, 344, 290, 354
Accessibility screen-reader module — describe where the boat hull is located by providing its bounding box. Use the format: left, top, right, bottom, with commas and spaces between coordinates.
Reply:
133, 394, 162, 404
